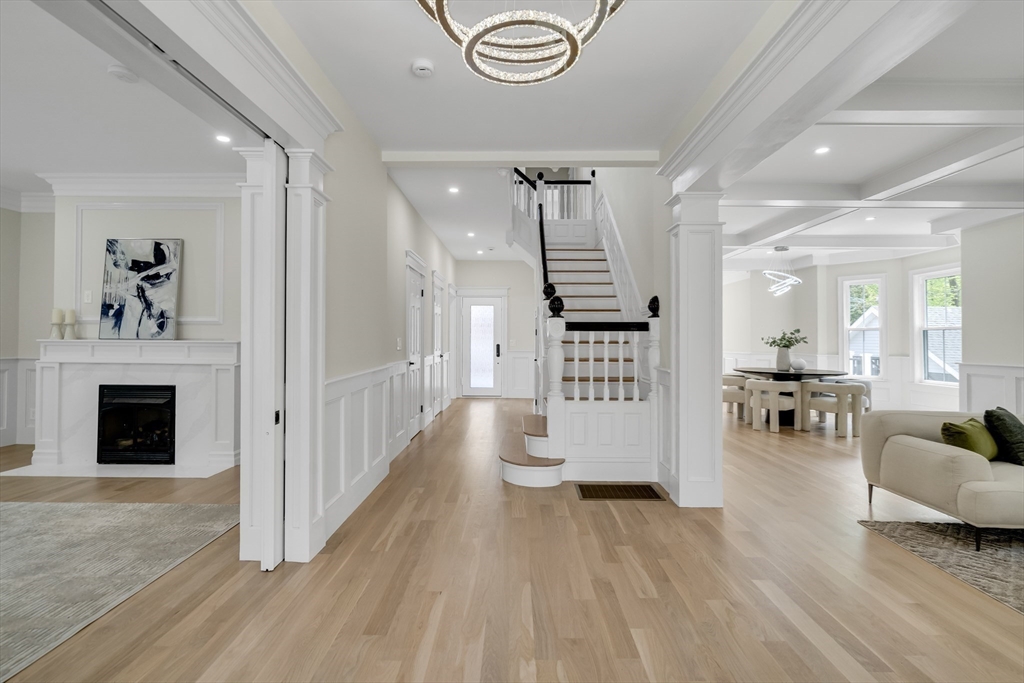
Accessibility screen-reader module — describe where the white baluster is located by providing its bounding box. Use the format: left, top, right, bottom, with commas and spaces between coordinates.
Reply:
588, 331, 595, 401
618, 330, 625, 402
631, 331, 640, 401
573, 331, 580, 401
603, 331, 610, 401
547, 317, 566, 398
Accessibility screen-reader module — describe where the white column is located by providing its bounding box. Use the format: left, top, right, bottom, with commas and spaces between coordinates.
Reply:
236, 141, 287, 569
284, 149, 333, 562
545, 311, 566, 459
667, 192, 723, 507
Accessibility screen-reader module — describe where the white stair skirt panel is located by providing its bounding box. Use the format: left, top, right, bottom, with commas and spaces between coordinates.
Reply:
524, 433, 548, 457
501, 460, 564, 488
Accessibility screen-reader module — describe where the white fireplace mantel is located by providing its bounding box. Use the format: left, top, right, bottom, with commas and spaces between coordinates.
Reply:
12, 339, 241, 478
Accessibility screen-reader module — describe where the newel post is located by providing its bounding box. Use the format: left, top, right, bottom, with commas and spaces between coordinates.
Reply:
546, 296, 566, 459
646, 296, 661, 482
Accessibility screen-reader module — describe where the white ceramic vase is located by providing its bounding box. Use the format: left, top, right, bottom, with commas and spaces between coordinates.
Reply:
790, 358, 807, 371
775, 347, 791, 371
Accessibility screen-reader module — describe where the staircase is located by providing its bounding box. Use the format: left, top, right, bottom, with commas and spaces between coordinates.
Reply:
499, 170, 660, 488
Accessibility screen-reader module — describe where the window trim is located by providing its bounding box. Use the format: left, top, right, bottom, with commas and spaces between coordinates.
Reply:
910, 265, 961, 386
838, 274, 887, 380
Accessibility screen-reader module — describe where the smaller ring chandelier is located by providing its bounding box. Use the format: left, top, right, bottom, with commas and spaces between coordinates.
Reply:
762, 246, 802, 297
415, 0, 626, 86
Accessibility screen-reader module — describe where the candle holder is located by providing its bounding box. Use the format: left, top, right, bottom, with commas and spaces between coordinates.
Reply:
49, 323, 63, 340
62, 323, 77, 340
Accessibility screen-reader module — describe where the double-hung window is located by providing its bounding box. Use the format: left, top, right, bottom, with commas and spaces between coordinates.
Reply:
915, 269, 961, 384
841, 277, 885, 378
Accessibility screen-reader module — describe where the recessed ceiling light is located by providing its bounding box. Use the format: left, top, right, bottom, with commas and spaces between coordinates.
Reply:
449, 187, 459, 193
477, 250, 483, 255
216, 135, 231, 143
865, 216, 876, 221
107, 64, 138, 84
467, 232, 475, 237
815, 147, 830, 155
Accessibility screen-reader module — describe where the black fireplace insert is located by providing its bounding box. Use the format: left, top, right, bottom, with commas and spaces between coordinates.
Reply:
97, 385, 176, 465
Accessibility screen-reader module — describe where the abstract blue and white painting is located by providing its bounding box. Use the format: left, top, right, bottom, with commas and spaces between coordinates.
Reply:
98, 238, 181, 340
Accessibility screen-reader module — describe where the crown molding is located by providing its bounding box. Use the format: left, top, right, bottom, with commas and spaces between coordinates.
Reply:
190, 0, 343, 142
0, 187, 55, 213
658, 1, 846, 181
38, 173, 246, 198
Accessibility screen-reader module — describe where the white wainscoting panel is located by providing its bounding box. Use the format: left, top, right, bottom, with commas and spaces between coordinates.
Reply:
320, 361, 411, 553
656, 368, 675, 494
561, 400, 654, 481
0, 359, 15, 447
960, 364, 1024, 415
505, 351, 535, 399
17, 360, 36, 444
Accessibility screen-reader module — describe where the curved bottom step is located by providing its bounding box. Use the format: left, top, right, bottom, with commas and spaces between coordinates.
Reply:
501, 460, 564, 488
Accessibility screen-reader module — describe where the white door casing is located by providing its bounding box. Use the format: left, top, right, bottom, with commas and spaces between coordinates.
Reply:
432, 272, 444, 416
406, 251, 427, 436
447, 282, 457, 403
461, 295, 505, 398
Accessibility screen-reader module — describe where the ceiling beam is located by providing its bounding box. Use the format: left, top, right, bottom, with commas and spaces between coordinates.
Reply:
723, 234, 959, 249
725, 182, 1024, 204
721, 198, 1024, 210
725, 207, 854, 248
818, 110, 1024, 127
660, 0, 978, 190
381, 151, 660, 168
929, 208, 1024, 234
860, 128, 1024, 200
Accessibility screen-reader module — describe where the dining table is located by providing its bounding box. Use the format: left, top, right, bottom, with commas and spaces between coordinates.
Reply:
731, 368, 848, 426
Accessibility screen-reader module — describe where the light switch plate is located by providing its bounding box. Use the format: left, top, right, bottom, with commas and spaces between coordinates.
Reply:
397, 337, 402, 351
83, 290, 93, 304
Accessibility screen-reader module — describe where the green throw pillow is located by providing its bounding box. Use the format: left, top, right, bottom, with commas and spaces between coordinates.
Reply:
941, 418, 999, 460
984, 407, 1024, 466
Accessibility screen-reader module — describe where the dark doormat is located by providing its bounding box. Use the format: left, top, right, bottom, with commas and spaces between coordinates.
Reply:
575, 483, 664, 501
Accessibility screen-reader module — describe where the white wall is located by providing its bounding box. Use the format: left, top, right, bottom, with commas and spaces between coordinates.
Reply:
455, 260, 535, 353
0, 207, 20, 359
17, 211, 55, 358
723, 275, 751, 353
961, 215, 1024, 368
960, 214, 1024, 414
51, 196, 241, 341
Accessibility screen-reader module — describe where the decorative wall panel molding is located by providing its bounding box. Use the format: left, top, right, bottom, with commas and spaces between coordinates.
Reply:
40, 173, 245, 198
505, 351, 535, 399
960, 364, 1024, 415
74, 202, 225, 325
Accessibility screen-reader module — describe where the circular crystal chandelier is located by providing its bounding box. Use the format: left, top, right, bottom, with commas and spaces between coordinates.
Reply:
415, 0, 626, 86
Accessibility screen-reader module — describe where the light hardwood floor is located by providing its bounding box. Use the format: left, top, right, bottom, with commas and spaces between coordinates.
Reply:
1, 399, 1021, 682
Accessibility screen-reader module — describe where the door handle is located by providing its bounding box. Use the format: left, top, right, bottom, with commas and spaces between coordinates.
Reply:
496, 344, 500, 358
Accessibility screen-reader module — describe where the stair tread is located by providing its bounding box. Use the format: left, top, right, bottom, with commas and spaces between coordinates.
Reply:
499, 426, 563, 467
563, 376, 636, 382
548, 258, 607, 262
565, 358, 635, 362
522, 415, 547, 438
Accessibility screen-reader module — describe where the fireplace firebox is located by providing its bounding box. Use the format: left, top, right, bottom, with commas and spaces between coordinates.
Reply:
97, 385, 176, 465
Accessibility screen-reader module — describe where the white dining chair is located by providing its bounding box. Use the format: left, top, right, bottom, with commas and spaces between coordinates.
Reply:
801, 380, 869, 437
722, 375, 747, 419
746, 379, 802, 433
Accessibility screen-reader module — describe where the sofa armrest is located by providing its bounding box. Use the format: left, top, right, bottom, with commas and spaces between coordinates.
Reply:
876, 435, 994, 516
862, 410, 982, 484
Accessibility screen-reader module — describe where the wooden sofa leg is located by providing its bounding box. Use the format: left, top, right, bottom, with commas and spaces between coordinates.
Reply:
868, 483, 874, 505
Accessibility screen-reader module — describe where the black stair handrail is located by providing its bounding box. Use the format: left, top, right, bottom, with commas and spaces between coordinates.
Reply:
548, 295, 659, 333
536, 172, 553, 299
513, 167, 536, 190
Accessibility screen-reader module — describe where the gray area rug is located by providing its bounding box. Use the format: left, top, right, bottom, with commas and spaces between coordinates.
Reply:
859, 521, 1024, 614
0, 502, 238, 681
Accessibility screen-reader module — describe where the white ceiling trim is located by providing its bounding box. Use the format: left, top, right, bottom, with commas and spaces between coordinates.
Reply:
39, 173, 245, 198
657, 0, 843, 181
0, 187, 55, 213
723, 234, 959, 249
818, 110, 1024, 127
721, 198, 1024, 210
930, 208, 1024, 234
382, 151, 659, 167
191, 0, 343, 141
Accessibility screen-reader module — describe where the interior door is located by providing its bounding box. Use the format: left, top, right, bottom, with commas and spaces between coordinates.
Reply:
432, 282, 443, 416
407, 266, 425, 436
461, 297, 503, 397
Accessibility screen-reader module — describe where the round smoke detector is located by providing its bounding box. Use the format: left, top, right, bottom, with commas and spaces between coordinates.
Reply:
411, 59, 434, 78
107, 64, 139, 84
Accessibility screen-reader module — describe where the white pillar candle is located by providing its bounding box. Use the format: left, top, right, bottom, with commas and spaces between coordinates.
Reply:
65, 309, 76, 324
51, 308, 64, 324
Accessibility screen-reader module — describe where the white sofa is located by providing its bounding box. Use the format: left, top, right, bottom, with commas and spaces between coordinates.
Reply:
862, 410, 1024, 549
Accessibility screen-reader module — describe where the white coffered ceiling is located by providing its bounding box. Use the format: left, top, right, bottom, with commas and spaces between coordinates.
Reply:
0, 0, 256, 195
720, 0, 1024, 271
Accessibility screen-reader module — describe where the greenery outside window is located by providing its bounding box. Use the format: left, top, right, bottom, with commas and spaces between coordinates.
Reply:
916, 269, 961, 384
841, 277, 885, 378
